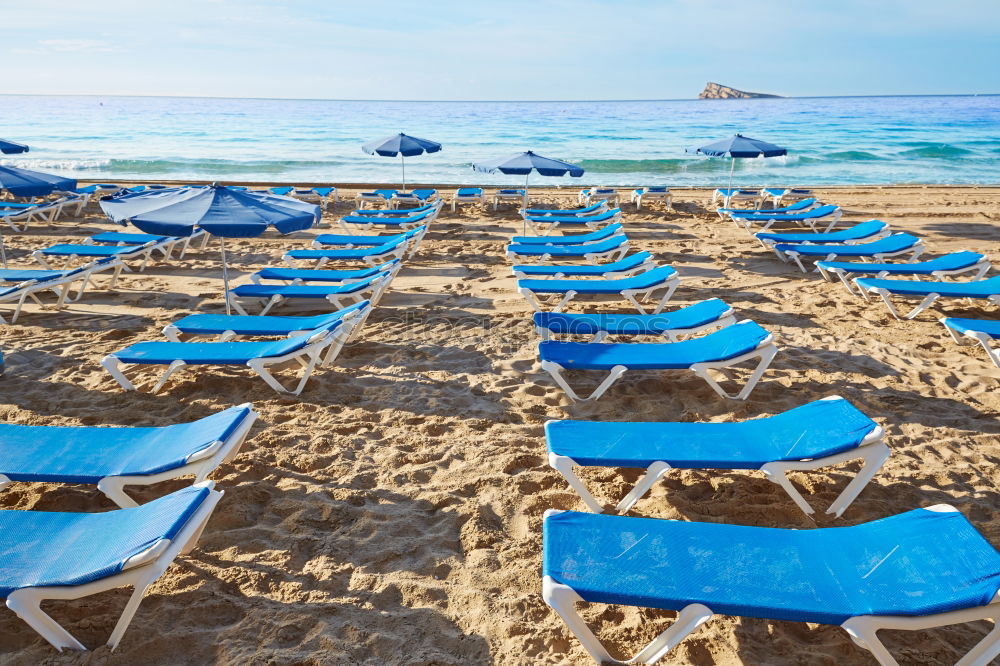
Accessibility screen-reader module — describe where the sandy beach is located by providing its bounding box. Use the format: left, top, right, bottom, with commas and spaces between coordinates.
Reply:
1, 184, 1000, 665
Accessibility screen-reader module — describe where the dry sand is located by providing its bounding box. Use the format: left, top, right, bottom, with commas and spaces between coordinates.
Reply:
1, 184, 999, 665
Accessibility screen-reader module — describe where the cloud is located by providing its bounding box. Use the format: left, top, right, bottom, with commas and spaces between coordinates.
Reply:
37, 39, 121, 53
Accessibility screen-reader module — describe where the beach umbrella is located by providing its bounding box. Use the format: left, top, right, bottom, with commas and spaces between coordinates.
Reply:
0, 164, 76, 197
0, 139, 28, 155
472, 151, 585, 231
686, 133, 787, 195
101, 184, 319, 314
362, 133, 442, 189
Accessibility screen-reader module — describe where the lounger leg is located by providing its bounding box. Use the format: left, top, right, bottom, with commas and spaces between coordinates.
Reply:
901, 292, 940, 320
972, 332, 1000, 369
540, 361, 628, 402
690, 343, 778, 401
6, 590, 88, 651
248, 348, 322, 395
544, 576, 713, 665
842, 606, 1000, 666
615, 461, 673, 513
759, 442, 890, 517
549, 454, 607, 513
152, 360, 187, 393
101, 355, 136, 391
96, 476, 140, 508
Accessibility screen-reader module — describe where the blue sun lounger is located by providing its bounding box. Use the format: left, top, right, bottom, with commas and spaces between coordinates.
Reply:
756, 219, 888, 249
855, 275, 1000, 320
941, 318, 1000, 368
817, 251, 991, 294
774, 233, 924, 273
543, 505, 1000, 666
524, 208, 622, 235
313, 227, 426, 254
518, 265, 680, 314
717, 197, 816, 219
538, 319, 777, 401
512, 252, 655, 280
350, 203, 438, 217
630, 187, 672, 211
711, 187, 761, 208
533, 298, 735, 341
510, 223, 623, 246
762, 186, 814, 206
103, 319, 349, 394
230, 270, 393, 315
284, 238, 409, 268
340, 209, 434, 232
2, 484, 225, 652
164, 300, 370, 342
355, 188, 397, 208
33, 240, 170, 273
579, 188, 619, 206
494, 188, 527, 210
523, 201, 609, 217
290, 186, 337, 209
546, 396, 888, 516
507, 235, 630, 263
451, 187, 485, 211
251, 261, 399, 285
0, 260, 119, 323
391, 189, 438, 207
0, 404, 255, 507
729, 203, 843, 233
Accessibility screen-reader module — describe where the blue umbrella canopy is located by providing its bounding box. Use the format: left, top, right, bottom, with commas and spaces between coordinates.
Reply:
100, 184, 319, 314
362, 133, 442, 157
0, 139, 28, 155
686, 134, 787, 158
686, 134, 787, 194
472, 151, 584, 177
362, 133, 441, 189
100, 184, 319, 238
0, 165, 76, 197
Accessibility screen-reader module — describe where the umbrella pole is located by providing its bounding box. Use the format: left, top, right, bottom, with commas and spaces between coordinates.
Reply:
523, 171, 530, 235
0, 234, 6, 269
727, 157, 736, 203
220, 236, 232, 316
401, 154, 406, 191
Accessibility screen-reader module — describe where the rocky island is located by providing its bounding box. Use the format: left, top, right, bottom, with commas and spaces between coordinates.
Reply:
699, 82, 782, 99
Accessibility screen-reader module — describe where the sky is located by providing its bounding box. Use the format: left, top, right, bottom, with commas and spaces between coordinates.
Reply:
3, 0, 999, 100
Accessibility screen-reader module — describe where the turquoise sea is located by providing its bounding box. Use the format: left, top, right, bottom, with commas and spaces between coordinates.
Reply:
1, 94, 999, 186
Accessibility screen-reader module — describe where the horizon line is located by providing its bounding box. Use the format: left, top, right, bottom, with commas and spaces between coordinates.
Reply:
0, 92, 998, 103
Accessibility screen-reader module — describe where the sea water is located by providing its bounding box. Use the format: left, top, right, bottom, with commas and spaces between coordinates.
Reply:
1, 94, 998, 187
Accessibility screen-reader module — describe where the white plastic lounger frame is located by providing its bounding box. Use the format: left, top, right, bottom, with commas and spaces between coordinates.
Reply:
631, 188, 672, 211
451, 189, 485, 211
549, 398, 888, 518
540, 334, 778, 403
543, 504, 1000, 666
512, 257, 656, 281
579, 188, 619, 206
857, 283, 1000, 320
782, 240, 925, 273
819, 258, 991, 296
6, 481, 224, 652
102, 325, 350, 395
519, 274, 680, 315
283, 242, 407, 268
941, 318, 1000, 368
0, 260, 121, 324
33, 239, 170, 273
494, 190, 527, 211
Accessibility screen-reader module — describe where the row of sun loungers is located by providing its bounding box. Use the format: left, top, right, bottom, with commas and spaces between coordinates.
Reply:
516, 201, 1000, 665
503, 205, 779, 403
714, 191, 1000, 370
